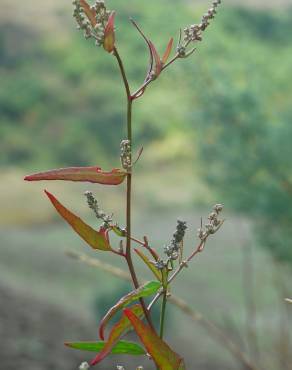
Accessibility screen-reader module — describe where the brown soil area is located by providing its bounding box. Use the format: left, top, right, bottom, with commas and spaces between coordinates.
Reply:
0, 282, 114, 370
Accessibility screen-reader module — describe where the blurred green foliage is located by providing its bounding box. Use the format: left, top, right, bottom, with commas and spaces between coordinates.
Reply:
193, 7, 292, 263
1, 2, 292, 262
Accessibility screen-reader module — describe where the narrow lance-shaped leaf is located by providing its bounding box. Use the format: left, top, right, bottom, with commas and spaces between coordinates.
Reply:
80, 0, 97, 27
124, 309, 186, 370
99, 281, 161, 340
134, 249, 162, 282
91, 304, 145, 365
104, 11, 116, 53
65, 340, 145, 356
45, 190, 111, 251
25, 167, 127, 185
162, 37, 174, 65
149, 41, 163, 77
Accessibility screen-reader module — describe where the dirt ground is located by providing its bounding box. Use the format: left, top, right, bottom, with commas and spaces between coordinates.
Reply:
0, 282, 115, 370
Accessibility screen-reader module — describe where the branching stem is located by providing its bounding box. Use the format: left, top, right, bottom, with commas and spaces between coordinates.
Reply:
113, 47, 155, 332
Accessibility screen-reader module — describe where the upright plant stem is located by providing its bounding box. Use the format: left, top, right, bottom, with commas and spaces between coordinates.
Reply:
113, 47, 154, 331
159, 290, 167, 339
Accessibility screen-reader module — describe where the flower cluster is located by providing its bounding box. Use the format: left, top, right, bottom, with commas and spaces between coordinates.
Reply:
177, 0, 222, 57
197, 204, 224, 241
73, 0, 111, 45
164, 220, 187, 261
79, 362, 90, 370
120, 140, 132, 170
84, 191, 112, 228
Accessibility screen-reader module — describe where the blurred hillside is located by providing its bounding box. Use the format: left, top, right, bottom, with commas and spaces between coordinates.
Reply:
1, 0, 292, 170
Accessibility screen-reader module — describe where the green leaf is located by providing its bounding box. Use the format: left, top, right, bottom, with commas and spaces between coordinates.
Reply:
124, 309, 185, 370
91, 305, 145, 365
99, 281, 161, 340
65, 340, 145, 356
134, 248, 162, 282
45, 190, 112, 251
24, 166, 127, 185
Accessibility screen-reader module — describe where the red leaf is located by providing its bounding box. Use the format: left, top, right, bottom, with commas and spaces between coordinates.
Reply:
149, 41, 163, 77
45, 190, 112, 251
80, 0, 97, 27
162, 37, 174, 65
91, 305, 144, 366
24, 167, 127, 185
104, 11, 116, 53
124, 309, 185, 370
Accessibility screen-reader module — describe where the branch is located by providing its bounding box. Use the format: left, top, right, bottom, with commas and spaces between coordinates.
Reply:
67, 250, 259, 370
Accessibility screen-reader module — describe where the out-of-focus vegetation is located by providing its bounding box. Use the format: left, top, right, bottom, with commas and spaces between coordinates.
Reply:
193, 7, 292, 263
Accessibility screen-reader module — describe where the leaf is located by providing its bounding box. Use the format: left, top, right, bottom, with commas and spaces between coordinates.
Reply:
24, 167, 127, 185
124, 309, 185, 370
80, 0, 97, 27
134, 249, 162, 282
104, 11, 116, 53
45, 190, 111, 251
149, 41, 163, 77
91, 305, 144, 365
111, 225, 126, 237
99, 281, 161, 340
162, 38, 174, 65
65, 340, 145, 356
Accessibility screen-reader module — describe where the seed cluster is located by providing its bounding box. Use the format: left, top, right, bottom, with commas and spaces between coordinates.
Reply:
197, 204, 223, 241
177, 0, 222, 57
79, 362, 90, 370
164, 220, 188, 261
120, 140, 132, 170
73, 0, 111, 45
84, 191, 112, 228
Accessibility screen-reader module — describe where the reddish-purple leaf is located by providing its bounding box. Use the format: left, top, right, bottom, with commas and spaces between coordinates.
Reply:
124, 309, 185, 370
149, 41, 163, 77
80, 0, 97, 27
45, 190, 112, 251
91, 304, 144, 365
162, 38, 174, 65
99, 281, 161, 340
104, 11, 116, 53
24, 167, 127, 185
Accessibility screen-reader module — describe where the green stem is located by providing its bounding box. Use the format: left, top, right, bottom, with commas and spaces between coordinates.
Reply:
159, 290, 168, 339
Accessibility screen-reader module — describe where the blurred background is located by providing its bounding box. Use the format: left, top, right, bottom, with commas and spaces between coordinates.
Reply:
1, 0, 292, 369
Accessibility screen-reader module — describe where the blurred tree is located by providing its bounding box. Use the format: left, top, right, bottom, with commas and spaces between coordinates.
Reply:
194, 6, 292, 262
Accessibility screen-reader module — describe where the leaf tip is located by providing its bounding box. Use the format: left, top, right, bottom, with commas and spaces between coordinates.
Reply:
104, 11, 116, 53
